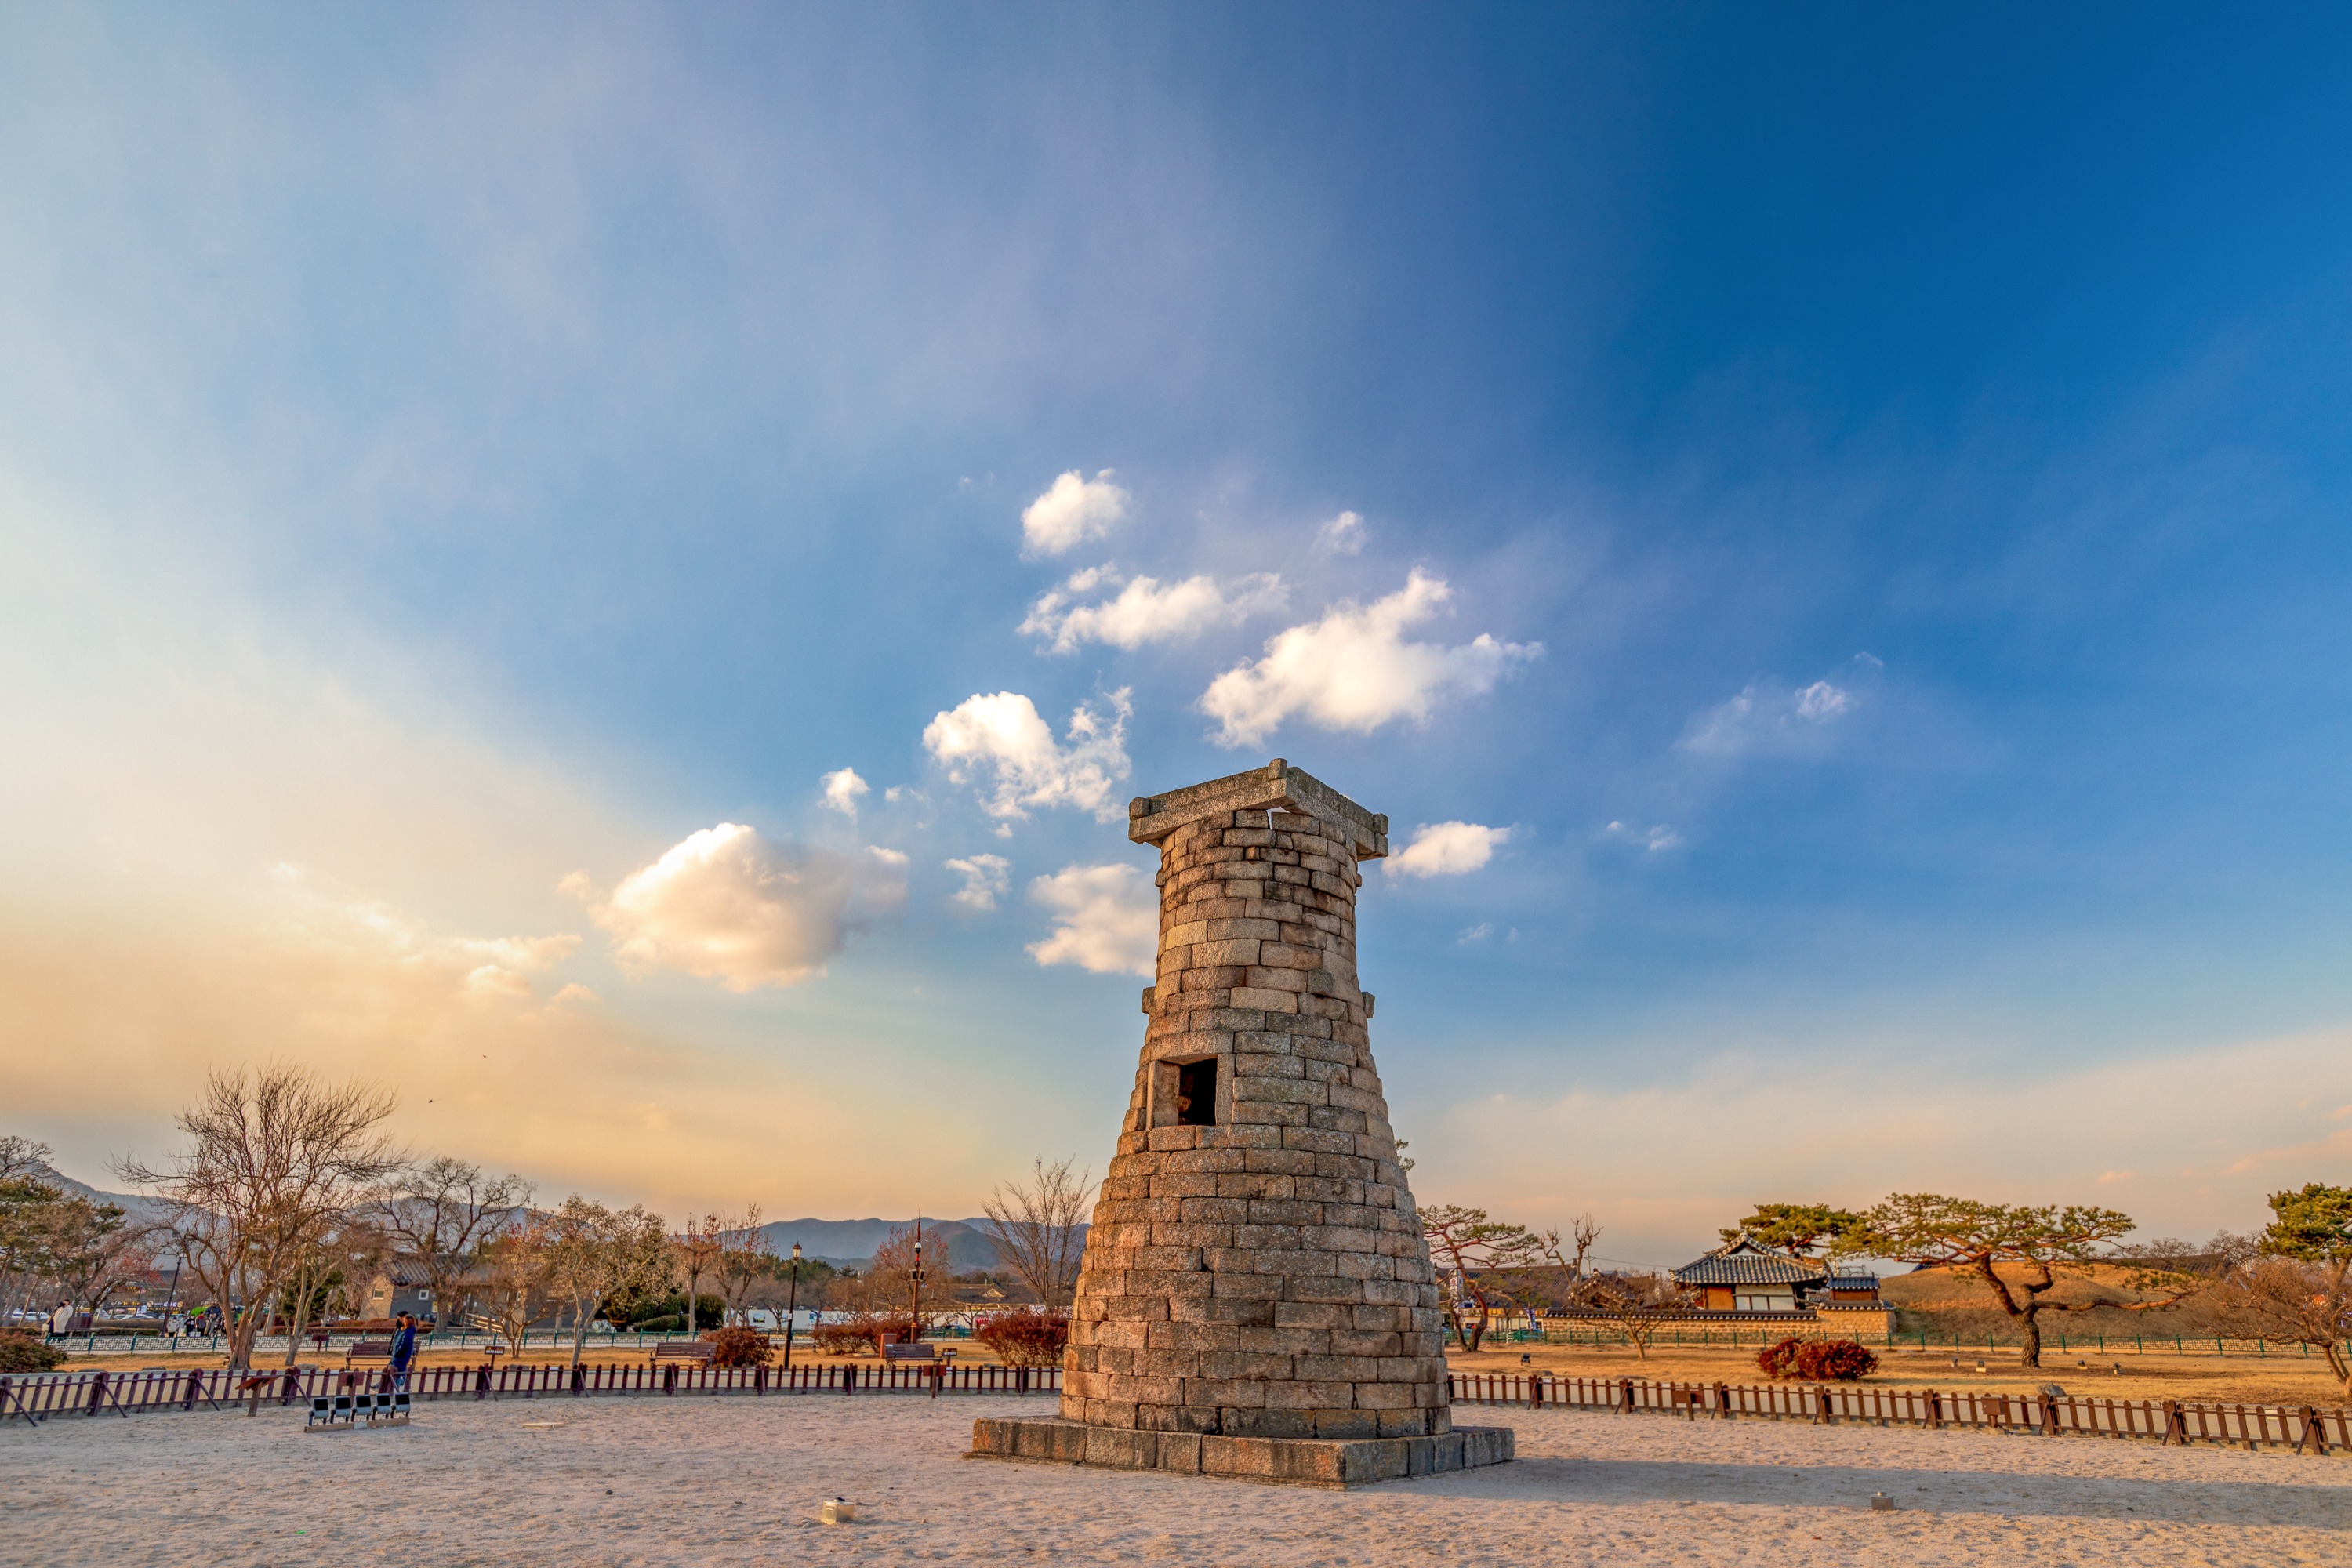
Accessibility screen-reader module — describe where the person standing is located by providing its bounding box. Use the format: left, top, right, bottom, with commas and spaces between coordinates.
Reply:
387, 1311, 418, 1393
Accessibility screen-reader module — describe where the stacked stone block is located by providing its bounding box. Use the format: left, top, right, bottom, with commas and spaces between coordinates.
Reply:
1059, 762, 1451, 1442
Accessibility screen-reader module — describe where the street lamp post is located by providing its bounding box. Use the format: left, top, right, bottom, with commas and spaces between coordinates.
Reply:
909, 1232, 926, 1347
782, 1243, 802, 1373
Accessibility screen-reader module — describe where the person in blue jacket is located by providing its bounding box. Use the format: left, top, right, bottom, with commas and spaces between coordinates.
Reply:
387, 1312, 419, 1392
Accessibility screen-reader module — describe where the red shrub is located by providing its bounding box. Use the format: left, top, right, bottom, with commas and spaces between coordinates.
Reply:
973, 1311, 1070, 1369
700, 1325, 773, 1367
1757, 1336, 1878, 1382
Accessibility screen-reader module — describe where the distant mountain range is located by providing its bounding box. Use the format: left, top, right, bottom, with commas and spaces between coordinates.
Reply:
26, 1163, 174, 1225
754, 1217, 1039, 1272
22, 1163, 1068, 1276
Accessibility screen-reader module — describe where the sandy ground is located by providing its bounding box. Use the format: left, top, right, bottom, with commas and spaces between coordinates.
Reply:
5, 1394, 2347, 1566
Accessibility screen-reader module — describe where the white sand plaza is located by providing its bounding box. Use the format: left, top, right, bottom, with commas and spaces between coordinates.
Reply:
5, 1394, 2347, 1566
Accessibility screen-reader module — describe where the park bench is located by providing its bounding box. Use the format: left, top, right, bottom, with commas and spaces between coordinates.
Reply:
880, 1338, 937, 1362
345, 1339, 393, 1368
652, 1341, 715, 1365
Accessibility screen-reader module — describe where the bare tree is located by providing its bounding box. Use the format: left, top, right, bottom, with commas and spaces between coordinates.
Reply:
979, 1156, 1095, 1308
0, 1135, 52, 1181
2207, 1181, 2352, 1396
368, 1156, 532, 1328
45, 1198, 154, 1327
715, 1206, 773, 1327
1570, 1272, 1684, 1359
0, 1138, 64, 1323
673, 1213, 725, 1335
543, 1198, 670, 1368
272, 1216, 387, 1366
2210, 1256, 2352, 1396
1420, 1205, 1547, 1352
118, 1066, 406, 1370
474, 1218, 551, 1351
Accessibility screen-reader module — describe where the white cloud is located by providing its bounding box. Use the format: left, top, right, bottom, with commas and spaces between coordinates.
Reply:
1025, 862, 1158, 977
1457, 923, 1494, 944
1020, 565, 1287, 653
944, 853, 1011, 912
574, 823, 905, 992
1199, 570, 1541, 747
1383, 821, 1514, 879
819, 768, 869, 817
1316, 510, 1365, 555
921, 689, 1132, 821
1606, 820, 1682, 852
274, 865, 582, 1004
1682, 655, 1879, 758
1021, 470, 1130, 556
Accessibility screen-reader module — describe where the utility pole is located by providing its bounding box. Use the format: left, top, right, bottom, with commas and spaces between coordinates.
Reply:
782, 1243, 802, 1373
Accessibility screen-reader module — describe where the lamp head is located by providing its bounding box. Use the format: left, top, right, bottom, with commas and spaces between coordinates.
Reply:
791, 1243, 802, 1261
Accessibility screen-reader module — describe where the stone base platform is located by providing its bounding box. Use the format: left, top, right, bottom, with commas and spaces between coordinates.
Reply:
969, 1417, 1514, 1490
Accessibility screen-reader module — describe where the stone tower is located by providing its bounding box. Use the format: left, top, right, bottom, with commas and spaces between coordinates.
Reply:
975, 760, 1511, 1486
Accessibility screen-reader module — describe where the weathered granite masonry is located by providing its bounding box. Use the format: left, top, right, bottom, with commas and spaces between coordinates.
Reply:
969, 763, 1509, 1484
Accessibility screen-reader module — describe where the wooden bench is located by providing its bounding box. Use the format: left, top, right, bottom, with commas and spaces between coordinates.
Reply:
880, 1339, 937, 1362
652, 1341, 715, 1364
345, 1339, 393, 1368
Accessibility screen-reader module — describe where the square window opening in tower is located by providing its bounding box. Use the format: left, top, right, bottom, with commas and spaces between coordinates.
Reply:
1176, 1057, 1218, 1126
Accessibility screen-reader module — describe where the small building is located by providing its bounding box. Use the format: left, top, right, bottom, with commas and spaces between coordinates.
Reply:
358, 1259, 438, 1323
1813, 1273, 1882, 1305
1671, 1238, 1829, 1312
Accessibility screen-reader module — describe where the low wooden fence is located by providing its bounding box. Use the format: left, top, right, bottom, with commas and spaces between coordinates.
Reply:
1446, 1371, 2349, 1455
0, 1361, 1062, 1427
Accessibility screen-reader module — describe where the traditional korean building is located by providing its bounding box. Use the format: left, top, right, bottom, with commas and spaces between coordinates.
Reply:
1671, 1237, 1828, 1312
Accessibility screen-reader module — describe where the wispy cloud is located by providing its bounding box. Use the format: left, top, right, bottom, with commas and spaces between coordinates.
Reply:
1605, 820, 1682, 852
1199, 570, 1541, 746
1021, 470, 1129, 556
1315, 510, 1365, 555
943, 853, 1011, 911
1680, 655, 1882, 759
1026, 862, 1157, 977
922, 689, 1132, 821
1020, 565, 1287, 653
1383, 821, 1514, 878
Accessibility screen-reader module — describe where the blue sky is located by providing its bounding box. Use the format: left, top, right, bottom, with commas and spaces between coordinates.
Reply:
4, 5, 2348, 1265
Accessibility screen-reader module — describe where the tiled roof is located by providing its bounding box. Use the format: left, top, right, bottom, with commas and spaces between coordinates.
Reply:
1822, 1275, 1881, 1291
1672, 1240, 1831, 1287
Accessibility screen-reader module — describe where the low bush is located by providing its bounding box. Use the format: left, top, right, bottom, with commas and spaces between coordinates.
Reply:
1757, 1335, 1878, 1382
631, 1315, 684, 1334
811, 1319, 873, 1356
700, 1325, 772, 1367
973, 1311, 1069, 1370
0, 1330, 67, 1373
